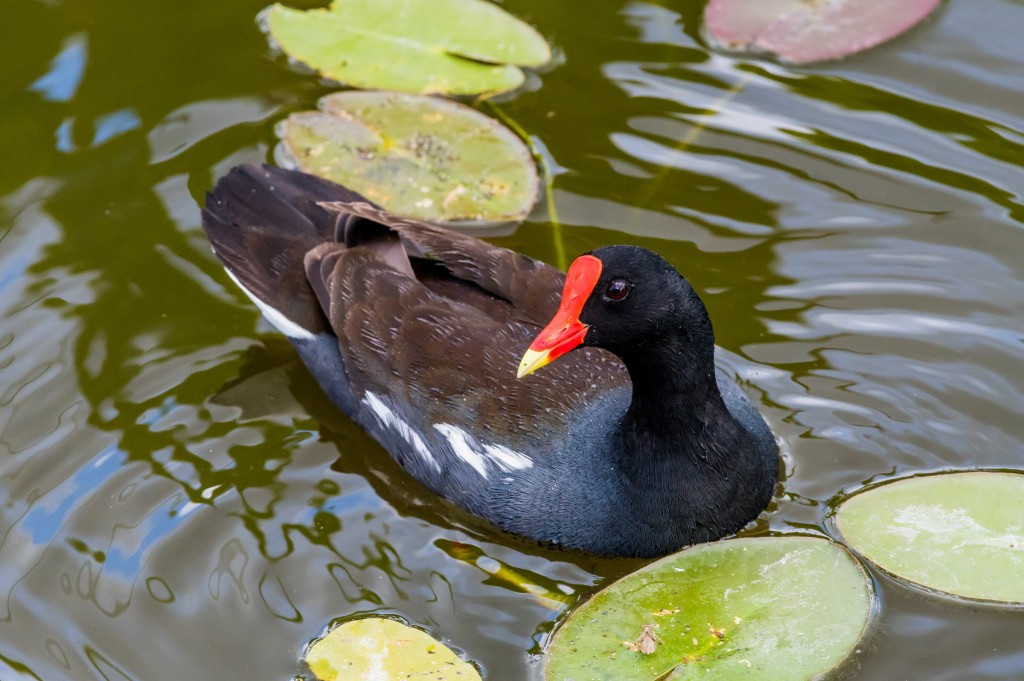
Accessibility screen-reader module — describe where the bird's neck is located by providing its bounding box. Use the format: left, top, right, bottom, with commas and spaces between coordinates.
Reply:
614, 333, 738, 472
608, 334, 767, 555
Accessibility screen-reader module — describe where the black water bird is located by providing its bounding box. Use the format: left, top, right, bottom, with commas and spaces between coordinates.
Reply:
201, 164, 778, 557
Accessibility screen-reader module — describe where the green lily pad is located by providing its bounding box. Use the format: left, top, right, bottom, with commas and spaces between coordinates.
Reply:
277, 91, 538, 222
306, 617, 482, 681
264, 0, 551, 95
836, 471, 1024, 605
544, 536, 871, 681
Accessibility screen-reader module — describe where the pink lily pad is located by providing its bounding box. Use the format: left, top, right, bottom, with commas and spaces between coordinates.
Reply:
705, 0, 941, 64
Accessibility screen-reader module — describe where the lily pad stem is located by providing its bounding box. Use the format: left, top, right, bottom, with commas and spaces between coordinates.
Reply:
481, 101, 567, 270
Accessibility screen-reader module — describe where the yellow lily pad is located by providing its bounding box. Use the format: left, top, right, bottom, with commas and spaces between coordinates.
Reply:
306, 617, 481, 681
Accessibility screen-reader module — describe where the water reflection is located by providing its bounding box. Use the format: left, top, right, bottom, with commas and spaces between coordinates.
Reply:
29, 33, 88, 104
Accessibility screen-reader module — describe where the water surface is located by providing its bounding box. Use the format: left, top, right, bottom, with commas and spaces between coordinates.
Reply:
2, 0, 1024, 679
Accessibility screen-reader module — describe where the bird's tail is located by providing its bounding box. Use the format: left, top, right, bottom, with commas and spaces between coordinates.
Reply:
201, 164, 369, 338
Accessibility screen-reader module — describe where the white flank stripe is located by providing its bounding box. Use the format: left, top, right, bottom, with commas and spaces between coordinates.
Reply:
362, 393, 439, 471
433, 424, 489, 479
224, 267, 315, 340
482, 443, 533, 471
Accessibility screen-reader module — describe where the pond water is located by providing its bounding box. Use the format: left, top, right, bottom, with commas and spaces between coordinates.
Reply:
3, 0, 1024, 679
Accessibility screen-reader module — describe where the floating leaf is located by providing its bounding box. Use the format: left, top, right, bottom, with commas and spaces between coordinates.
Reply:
306, 617, 481, 681
278, 91, 538, 222
544, 536, 871, 681
704, 0, 941, 64
264, 0, 551, 95
837, 471, 1024, 605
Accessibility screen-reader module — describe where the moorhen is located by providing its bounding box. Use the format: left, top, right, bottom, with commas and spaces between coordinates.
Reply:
202, 165, 778, 557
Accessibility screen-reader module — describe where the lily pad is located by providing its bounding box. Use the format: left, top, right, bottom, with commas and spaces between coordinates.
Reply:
836, 471, 1024, 605
277, 91, 538, 222
544, 536, 872, 681
704, 0, 941, 64
264, 0, 551, 95
306, 617, 482, 681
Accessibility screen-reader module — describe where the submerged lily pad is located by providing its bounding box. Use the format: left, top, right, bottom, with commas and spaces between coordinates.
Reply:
837, 471, 1024, 605
278, 91, 538, 222
544, 536, 871, 681
704, 0, 941, 64
306, 617, 481, 681
264, 0, 551, 95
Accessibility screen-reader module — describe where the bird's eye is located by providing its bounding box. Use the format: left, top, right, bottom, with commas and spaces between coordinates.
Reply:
605, 279, 630, 301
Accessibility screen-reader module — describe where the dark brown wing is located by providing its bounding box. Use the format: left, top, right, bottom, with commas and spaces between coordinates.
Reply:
320, 200, 565, 326
203, 164, 631, 500
304, 220, 630, 495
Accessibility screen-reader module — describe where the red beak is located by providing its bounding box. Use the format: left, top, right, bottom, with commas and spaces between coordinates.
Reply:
518, 255, 602, 378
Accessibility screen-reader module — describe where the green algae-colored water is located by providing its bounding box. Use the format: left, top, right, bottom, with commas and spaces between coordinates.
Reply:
3, 1, 1024, 679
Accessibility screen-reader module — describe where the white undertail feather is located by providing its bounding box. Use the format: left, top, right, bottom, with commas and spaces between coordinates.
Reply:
224, 267, 315, 341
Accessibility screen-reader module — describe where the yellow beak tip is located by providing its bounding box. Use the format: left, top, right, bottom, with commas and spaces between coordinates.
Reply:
517, 348, 550, 379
